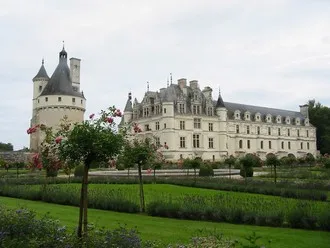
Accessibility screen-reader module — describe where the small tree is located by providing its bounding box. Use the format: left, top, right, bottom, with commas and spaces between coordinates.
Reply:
239, 155, 255, 183
224, 155, 236, 179
27, 107, 124, 238
305, 154, 315, 169
191, 158, 202, 182
266, 155, 281, 184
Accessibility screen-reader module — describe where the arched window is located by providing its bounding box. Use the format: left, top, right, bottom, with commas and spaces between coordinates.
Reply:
260, 141, 264, 149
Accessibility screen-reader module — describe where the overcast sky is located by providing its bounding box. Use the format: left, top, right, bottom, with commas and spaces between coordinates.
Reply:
1, 0, 330, 150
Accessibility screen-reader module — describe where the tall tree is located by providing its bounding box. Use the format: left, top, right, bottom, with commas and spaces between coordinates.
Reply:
308, 100, 330, 154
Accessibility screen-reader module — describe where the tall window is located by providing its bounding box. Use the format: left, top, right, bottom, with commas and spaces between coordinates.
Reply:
239, 140, 243, 149
287, 129, 290, 136
155, 121, 160, 130
179, 121, 185, 130
269, 141, 272, 149
306, 130, 309, 137
155, 105, 160, 114
180, 137, 186, 148
164, 108, 166, 113
278, 128, 281, 136
288, 141, 291, 149
193, 134, 200, 148
247, 126, 250, 134
208, 123, 213, 131
208, 138, 214, 148
281, 141, 284, 149
300, 142, 303, 150
179, 103, 185, 114
236, 125, 240, 134
207, 107, 213, 116
192, 105, 201, 115
247, 140, 250, 149
297, 129, 300, 137
164, 123, 167, 129
257, 126, 260, 135
155, 137, 160, 147
194, 118, 201, 129
58, 97, 62, 102
260, 141, 264, 149
72, 98, 76, 103
307, 142, 310, 150
39, 85, 42, 92
268, 127, 271, 135
45, 97, 48, 102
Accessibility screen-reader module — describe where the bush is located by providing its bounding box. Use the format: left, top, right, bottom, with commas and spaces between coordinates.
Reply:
199, 165, 214, 177
74, 164, 85, 177
46, 169, 58, 177
240, 166, 253, 178
324, 159, 330, 169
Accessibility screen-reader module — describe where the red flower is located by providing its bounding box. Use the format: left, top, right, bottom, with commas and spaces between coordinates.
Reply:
55, 136, 63, 144
89, 113, 95, 119
107, 117, 114, 124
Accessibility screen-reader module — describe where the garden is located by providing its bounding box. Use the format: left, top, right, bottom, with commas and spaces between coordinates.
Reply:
0, 106, 330, 247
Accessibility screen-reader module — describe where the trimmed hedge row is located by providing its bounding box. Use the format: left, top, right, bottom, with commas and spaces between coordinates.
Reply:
0, 184, 329, 231
0, 176, 328, 201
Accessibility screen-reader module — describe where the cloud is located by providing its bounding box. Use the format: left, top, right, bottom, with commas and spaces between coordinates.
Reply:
1, 0, 330, 149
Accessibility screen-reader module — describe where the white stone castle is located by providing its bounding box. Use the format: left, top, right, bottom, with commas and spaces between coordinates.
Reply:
30, 46, 86, 151
121, 78, 317, 161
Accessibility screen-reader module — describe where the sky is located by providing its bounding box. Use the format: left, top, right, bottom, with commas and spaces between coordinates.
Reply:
1, 0, 330, 150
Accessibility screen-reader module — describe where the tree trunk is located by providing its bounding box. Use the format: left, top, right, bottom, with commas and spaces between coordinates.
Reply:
77, 175, 84, 238
153, 169, 156, 183
138, 164, 145, 212
83, 164, 89, 236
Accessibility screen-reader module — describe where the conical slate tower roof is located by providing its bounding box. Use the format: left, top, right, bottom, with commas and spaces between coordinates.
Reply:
33, 59, 49, 80
216, 90, 225, 108
40, 47, 83, 98
124, 92, 133, 112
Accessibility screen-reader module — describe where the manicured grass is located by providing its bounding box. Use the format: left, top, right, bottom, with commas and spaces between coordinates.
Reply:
1, 196, 329, 248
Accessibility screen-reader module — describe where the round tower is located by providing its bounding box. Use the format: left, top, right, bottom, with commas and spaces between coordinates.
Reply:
30, 46, 86, 151
216, 90, 228, 158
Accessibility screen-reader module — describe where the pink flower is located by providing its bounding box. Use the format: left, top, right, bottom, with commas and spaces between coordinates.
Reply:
89, 113, 95, 119
55, 136, 63, 144
107, 117, 114, 124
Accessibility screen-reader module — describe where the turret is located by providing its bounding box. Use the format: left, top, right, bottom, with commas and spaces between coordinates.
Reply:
123, 92, 133, 124
32, 59, 49, 111
216, 89, 227, 121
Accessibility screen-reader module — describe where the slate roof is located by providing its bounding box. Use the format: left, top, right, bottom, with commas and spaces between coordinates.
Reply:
223, 101, 305, 120
216, 94, 225, 108
40, 48, 83, 98
33, 60, 49, 80
124, 93, 133, 112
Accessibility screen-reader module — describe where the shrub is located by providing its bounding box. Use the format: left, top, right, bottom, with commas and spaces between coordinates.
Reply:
287, 202, 317, 229
240, 166, 253, 178
324, 159, 330, 169
318, 209, 330, 231
74, 164, 85, 177
199, 165, 214, 177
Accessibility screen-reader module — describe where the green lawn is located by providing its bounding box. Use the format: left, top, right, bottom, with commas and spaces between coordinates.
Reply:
1, 196, 329, 248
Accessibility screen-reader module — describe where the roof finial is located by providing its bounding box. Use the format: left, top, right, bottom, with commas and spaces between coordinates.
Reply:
170, 73, 172, 85
167, 77, 169, 87
219, 86, 221, 96
42, 57, 44, 65
128, 92, 132, 100
62, 40, 65, 50
147, 81, 149, 92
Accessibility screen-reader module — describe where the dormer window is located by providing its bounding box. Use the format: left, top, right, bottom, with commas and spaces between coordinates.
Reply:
192, 105, 201, 115
305, 118, 309, 126
234, 110, 241, 120
207, 107, 213, 116
255, 113, 261, 121
244, 112, 251, 121
286, 116, 290, 124
178, 103, 185, 114
266, 114, 272, 123
296, 118, 300, 125
276, 115, 281, 124
194, 93, 198, 101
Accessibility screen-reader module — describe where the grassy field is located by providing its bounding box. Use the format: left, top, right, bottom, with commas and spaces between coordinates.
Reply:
1, 196, 329, 248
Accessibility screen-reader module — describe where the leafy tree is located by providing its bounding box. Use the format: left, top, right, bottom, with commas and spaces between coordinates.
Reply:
224, 155, 236, 179
266, 155, 281, 184
305, 153, 315, 169
0, 158, 9, 172
0, 142, 13, 151
27, 107, 124, 238
239, 155, 255, 183
119, 137, 156, 212
308, 100, 330, 154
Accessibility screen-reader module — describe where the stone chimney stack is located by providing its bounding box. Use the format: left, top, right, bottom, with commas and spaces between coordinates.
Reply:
178, 78, 187, 89
189, 80, 199, 89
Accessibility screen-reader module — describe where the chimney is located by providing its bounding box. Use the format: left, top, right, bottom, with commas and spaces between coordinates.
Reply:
189, 80, 199, 89
202, 86, 212, 98
299, 104, 309, 118
178, 78, 187, 89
